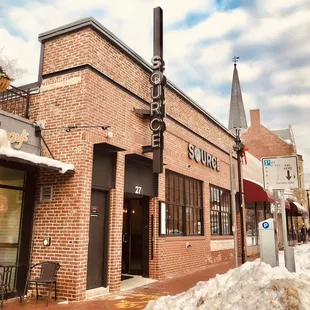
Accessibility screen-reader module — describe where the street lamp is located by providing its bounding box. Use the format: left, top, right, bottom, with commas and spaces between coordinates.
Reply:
228, 56, 248, 264
306, 189, 310, 214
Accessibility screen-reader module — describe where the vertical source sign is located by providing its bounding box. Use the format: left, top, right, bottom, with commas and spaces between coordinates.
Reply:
137, 7, 166, 173
150, 7, 166, 173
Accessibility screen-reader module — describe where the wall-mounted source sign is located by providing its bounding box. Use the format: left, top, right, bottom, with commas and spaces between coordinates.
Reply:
188, 143, 220, 172
7, 129, 29, 149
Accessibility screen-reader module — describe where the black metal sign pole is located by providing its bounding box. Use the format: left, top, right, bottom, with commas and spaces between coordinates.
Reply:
152, 7, 165, 173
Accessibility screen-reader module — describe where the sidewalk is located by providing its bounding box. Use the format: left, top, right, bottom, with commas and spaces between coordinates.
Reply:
4, 256, 258, 310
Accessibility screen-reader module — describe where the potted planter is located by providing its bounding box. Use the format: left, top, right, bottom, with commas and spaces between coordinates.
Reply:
0, 67, 13, 91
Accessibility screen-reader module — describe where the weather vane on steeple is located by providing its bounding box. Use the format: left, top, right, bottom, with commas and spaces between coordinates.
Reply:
232, 56, 240, 66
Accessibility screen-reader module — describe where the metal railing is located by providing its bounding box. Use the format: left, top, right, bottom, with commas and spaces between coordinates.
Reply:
0, 85, 30, 119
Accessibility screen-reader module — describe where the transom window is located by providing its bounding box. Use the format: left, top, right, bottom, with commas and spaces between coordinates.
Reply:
163, 170, 203, 236
210, 185, 232, 235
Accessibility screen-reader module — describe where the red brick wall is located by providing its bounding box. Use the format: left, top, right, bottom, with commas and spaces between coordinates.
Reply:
28, 24, 243, 300
242, 110, 295, 159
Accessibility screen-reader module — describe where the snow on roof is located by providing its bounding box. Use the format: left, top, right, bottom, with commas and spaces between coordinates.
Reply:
272, 128, 294, 145
0, 129, 74, 173
0, 146, 75, 174
243, 177, 264, 188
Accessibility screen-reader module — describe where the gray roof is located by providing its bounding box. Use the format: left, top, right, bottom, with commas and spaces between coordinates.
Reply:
272, 128, 294, 145
38, 17, 234, 138
228, 64, 248, 133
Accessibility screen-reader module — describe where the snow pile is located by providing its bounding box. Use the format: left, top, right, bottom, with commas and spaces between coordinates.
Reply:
146, 245, 310, 310
294, 244, 310, 276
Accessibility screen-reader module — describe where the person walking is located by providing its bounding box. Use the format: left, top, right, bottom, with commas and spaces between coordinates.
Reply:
301, 224, 307, 244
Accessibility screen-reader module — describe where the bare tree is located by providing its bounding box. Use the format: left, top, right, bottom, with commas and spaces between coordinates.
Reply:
0, 47, 27, 81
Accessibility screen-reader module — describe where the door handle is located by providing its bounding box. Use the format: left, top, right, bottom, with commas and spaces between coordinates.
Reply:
123, 233, 128, 243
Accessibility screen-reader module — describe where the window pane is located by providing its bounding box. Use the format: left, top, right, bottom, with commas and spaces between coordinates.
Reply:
198, 209, 202, 234
169, 174, 174, 203
179, 176, 184, 204
185, 178, 190, 205
0, 167, 24, 188
211, 210, 220, 234
174, 175, 179, 204
210, 185, 232, 235
221, 213, 230, 235
173, 205, 178, 232
197, 183, 202, 207
0, 187, 23, 288
165, 171, 203, 236
178, 206, 183, 234
190, 181, 194, 206
167, 204, 173, 234
186, 207, 190, 234
193, 208, 198, 234
246, 209, 257, 246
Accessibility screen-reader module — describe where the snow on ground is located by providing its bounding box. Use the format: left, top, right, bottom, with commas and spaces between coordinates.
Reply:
145, 244, 310, 310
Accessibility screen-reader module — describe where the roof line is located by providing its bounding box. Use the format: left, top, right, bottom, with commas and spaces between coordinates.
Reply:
38, 17, 234, 138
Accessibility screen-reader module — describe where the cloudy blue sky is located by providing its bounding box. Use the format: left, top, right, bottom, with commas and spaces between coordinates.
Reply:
1, 0, 310, 185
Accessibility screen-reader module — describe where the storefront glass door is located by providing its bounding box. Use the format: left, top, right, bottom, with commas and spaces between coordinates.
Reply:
0, 167, 25, 274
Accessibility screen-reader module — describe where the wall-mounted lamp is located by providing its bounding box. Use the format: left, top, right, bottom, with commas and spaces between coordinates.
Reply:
43, 237, 51, 246
106, 131, 113, 139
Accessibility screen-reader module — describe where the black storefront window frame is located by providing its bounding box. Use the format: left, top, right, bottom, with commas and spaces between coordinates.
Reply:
210, 184, 232, 236
245, 201, 272, 246
0, 159, 38, 295
159, 170, 204, 237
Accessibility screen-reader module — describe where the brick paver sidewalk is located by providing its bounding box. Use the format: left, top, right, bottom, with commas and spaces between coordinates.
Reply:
4, 256, 258, 310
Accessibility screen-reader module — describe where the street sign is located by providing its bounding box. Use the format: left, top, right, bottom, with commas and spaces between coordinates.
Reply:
262, 221, 270, 229
262, 156, 299, 190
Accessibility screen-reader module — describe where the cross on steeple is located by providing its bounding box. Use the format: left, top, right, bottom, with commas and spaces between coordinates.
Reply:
232, 56, 240, 66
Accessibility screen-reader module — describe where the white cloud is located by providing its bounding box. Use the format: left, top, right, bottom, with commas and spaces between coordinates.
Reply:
1, 0, 310, 178
272, 66, 310, 89
257, 0, 308, 15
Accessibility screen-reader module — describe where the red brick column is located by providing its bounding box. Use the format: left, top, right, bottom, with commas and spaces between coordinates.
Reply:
149, 171, 165, 279
107, 152, 125, 292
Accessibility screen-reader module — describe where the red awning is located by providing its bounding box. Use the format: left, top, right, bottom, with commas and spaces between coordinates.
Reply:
287, 199, 308, 216
243, 179, 292, 210
243, 178, 274, 203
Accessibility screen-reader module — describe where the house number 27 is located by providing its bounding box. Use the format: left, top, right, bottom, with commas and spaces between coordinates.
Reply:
135, 186, 142, 194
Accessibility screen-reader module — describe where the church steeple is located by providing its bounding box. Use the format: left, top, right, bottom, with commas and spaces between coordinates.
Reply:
228, 56, 248, 134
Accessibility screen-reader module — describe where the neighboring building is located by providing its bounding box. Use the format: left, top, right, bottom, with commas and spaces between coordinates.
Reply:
0, 17, 241, 301
0, 89, 74, 295
242, 152, 273, 255
242, 109, 307, 245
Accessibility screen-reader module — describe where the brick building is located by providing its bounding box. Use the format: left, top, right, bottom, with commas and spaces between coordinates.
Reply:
0, 17, 243, 301
242, 109, 307, 246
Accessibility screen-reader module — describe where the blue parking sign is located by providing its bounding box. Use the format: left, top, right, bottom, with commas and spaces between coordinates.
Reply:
262, 222, 269, 229
264, 160, 271, 166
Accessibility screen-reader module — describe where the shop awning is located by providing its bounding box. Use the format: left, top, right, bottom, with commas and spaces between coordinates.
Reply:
288, 199, 308, 216
0, 146, 74, 174
243, 178, 275, 203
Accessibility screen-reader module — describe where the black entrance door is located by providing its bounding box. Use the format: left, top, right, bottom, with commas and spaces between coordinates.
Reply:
122, 196, 149, 277
87, 190, 109, 290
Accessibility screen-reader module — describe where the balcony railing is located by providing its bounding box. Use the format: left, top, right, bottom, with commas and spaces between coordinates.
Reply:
0, 85, 30, 119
